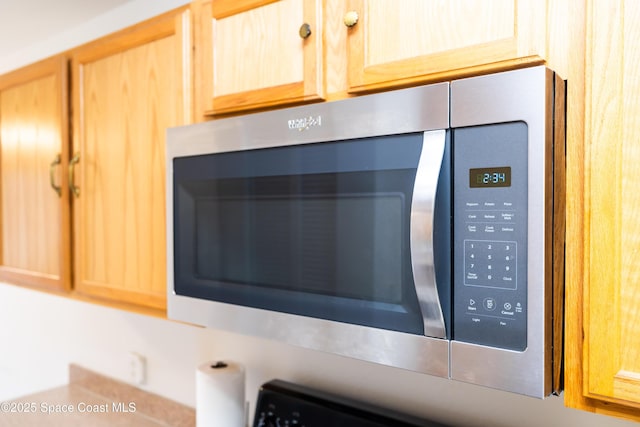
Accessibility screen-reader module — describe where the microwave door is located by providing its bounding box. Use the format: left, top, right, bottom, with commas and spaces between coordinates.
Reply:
171, 132, 446, 337
166, 80, 453, 380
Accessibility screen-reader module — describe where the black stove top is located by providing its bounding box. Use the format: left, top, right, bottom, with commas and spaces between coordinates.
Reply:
253, 379, 452, 427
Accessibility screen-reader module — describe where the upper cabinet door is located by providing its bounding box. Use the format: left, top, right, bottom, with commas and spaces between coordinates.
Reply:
579, 0, 640, 413
195, 0, 324, 116
345, 0, 546, 93
71, 7, 191, 311
0, 57, 70, 291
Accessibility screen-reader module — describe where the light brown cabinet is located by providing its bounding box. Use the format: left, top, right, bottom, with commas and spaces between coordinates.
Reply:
563, 0, 640, 420
70, 7, 192, 311
345, 0, 546, 93
0, 7, 191, 313
194, 0, 323, 115
0, 57, 71, 292
195, 0, 549, 116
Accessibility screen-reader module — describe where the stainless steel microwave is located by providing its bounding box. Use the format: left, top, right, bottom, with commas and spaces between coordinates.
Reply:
166, 66, 565, 398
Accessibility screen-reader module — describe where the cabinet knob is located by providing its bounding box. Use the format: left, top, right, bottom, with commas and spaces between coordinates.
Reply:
344, 11, 359, 28
299, 23, 312, 39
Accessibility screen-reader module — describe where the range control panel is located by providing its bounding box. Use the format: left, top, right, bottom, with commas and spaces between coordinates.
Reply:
253, 380, 449, 427
453, 122, 528, 351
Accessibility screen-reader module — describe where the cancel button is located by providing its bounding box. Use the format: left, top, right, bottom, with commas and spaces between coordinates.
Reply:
502, 302, 515, 316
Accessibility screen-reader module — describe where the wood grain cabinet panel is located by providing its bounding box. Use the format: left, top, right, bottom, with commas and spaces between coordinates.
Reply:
578, 0, 640, 411
194, 0, 323, 115
71, 7, 191, 311
345, 0, 547, 92
0, 57, 70, 291
194, 0, 550, 115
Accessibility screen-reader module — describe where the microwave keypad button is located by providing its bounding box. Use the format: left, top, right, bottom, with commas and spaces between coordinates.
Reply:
483, 298, 496, 311
501, 212, 514, 221
463, 240, 517, 290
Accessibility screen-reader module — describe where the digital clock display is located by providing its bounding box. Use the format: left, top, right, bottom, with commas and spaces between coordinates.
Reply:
469, 167, 511, 188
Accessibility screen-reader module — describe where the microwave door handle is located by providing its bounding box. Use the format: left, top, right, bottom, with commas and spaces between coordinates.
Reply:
410, 130, 447, 338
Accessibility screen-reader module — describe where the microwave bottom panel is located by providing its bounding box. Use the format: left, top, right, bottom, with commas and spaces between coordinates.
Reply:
169, 293, 450, 379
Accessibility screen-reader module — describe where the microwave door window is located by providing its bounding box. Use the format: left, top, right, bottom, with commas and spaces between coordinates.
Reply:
195, 191, 403, 304
173, 134, 427, 335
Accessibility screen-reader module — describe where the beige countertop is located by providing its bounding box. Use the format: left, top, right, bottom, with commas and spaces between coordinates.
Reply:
0, 365, 194, 426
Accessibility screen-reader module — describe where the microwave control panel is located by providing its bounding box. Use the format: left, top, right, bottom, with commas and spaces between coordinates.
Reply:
452, 122, 528, 351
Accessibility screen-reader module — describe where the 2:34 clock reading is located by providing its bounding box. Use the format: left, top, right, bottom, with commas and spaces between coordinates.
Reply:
469, 166, 511, 188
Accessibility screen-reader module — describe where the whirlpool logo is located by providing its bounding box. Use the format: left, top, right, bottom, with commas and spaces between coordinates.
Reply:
288, 115, 322, 131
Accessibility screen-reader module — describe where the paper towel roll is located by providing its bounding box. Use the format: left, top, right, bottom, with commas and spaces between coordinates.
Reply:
196, 361, 246, 427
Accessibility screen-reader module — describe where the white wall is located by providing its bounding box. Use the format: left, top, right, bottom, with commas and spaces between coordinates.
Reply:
0, 283, 635, 427
0, 2, 636, 426
0, 0, 190, 74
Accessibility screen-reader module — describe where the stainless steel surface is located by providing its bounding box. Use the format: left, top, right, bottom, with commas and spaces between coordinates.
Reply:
171, 293, 450, 378
166, 82, 449, 159
411, 130, 447, 338
450, 66, 556, 398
